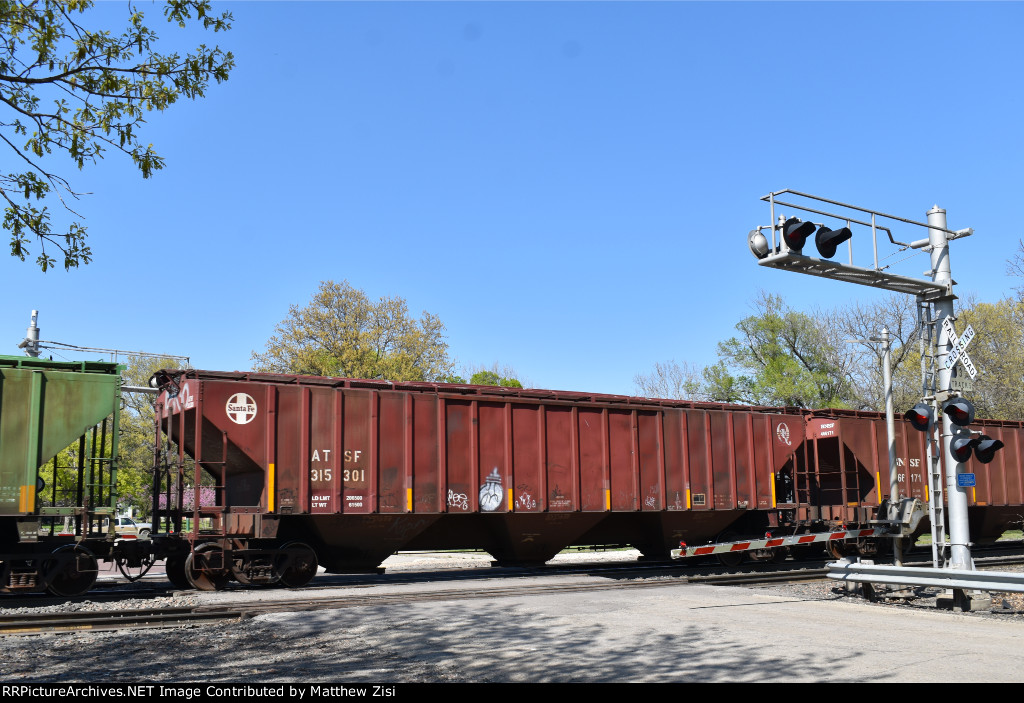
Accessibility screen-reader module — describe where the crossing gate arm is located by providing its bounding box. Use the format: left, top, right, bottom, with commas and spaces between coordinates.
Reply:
670, 527, 891, 559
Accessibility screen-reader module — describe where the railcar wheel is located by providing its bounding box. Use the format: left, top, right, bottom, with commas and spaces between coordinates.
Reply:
276, 541, 318, 588
165, 556, 191, 590
184, 545, 231, 591
717, 551, 745, 567
825, 540, 848, 560
715, 533, 745, 567
45, 545, 98, 597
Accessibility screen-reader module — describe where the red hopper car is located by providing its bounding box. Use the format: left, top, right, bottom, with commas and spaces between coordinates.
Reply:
151, 370, 1024, 590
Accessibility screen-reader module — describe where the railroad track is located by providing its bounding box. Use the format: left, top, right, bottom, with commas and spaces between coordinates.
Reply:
0, 607, 244, 635
0, 564, 830, 634
3, 550, 1023, 635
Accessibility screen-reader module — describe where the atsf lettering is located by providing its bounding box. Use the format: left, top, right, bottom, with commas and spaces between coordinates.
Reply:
310, 449, 364, 463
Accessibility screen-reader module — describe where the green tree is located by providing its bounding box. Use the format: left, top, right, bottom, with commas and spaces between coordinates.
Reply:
118, 355, 188, 516
469, 370, 522, 388
711, 292, 854, 408
957, 298, 1024, 421
1, 0, 233, 271
37, 443, 86, 507
465, 362, 524, 388
252, 280, 456, 382
634, 293, 935, 412
636, 292, 858, 408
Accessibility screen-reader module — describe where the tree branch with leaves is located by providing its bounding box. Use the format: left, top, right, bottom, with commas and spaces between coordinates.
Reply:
0, 0, 233, 270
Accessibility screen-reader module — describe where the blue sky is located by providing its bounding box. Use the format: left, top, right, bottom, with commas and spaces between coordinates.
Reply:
2, 1, 1022, 395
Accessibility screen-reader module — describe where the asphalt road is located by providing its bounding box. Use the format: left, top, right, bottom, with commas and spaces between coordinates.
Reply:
253, 578, 1024, 683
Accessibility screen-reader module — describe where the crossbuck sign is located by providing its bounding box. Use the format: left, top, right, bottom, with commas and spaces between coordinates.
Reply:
942, 317, 977, 380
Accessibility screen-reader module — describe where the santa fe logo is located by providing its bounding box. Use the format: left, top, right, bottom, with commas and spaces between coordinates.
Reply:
226, 393, 258, 424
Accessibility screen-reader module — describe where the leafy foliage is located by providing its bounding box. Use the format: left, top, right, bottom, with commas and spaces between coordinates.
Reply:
37, 442, 87, 507
711, 293, 854, 408
461, 362, 524, 388
469, 370, 522, 389
0, 0, 233, 270
635, 292, 923, 411
252, 280, 456, 382
118, 354, 188, 515
957, 298, 1024, 421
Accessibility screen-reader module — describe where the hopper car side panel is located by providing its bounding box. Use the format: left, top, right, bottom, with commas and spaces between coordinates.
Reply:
150, 369, 1024, 588
153, 371, 819, 571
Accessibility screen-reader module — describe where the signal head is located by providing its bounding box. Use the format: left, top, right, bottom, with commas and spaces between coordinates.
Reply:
815, 225, 853, 259
903, 404, 933, 432
974, 435, 1005, 464
942, 397, 976, 426
950, 435, 977, 463
748, 229, 772, 259
782, 218, 815, 253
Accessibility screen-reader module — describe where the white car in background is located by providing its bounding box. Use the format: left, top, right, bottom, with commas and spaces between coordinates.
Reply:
113, 516, 152, 539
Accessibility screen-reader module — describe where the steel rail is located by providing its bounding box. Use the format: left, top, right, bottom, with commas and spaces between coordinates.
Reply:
0, 607, 242, 635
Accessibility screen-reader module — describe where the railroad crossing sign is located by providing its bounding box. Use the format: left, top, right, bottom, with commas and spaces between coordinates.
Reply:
942, 317, 978, 380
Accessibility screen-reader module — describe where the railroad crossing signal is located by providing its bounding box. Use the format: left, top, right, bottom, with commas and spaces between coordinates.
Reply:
815, 225, 853, 259
949, 434, 1004, 465
974, 436, 1005, 464
942, 316, 977, 380
904, 403, 933, 431
751, 217, 854, 260
748, 191, 985, 571
950, 435, 977, 463
782, 217, 815, 252
919, 396, 1006, 465
943, 397, 975, 426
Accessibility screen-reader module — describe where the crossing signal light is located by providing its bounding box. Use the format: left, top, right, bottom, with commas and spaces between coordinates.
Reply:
748, 219, 854, 260
948, 434, 1005, 464
782, 218, 815, 253
748, 229, 772, 260
974, 435, 1005, 464
815, 225, 852, 259
950, 435, 976, 463
942, 398, 975, 426
904, 404, 933, 432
